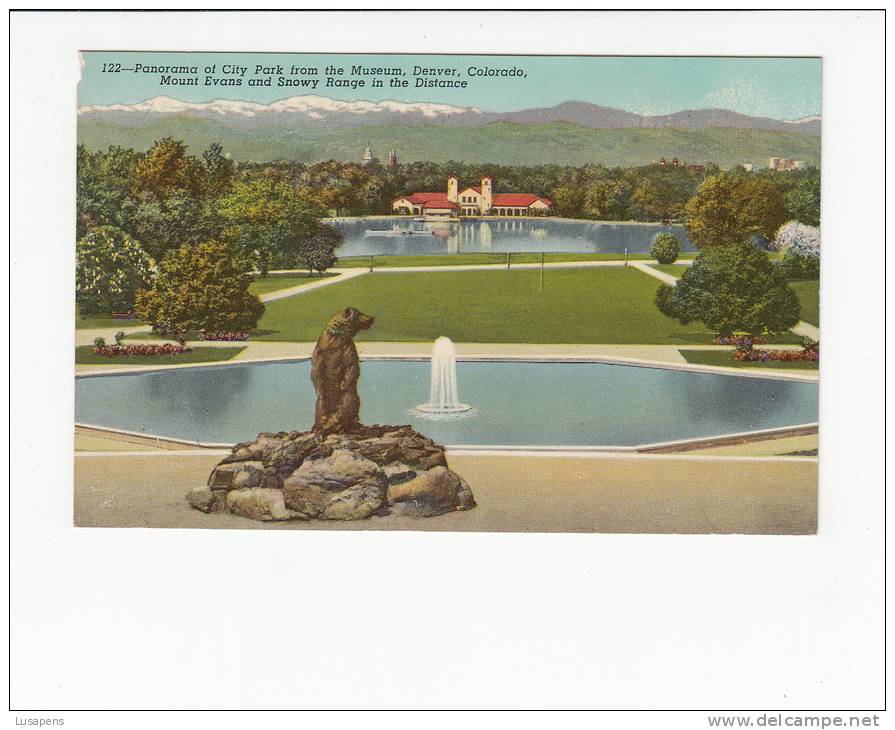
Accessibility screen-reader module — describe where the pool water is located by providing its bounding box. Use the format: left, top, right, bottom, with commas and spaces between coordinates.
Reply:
75, 360, 817, 447
331, 218, 694, 258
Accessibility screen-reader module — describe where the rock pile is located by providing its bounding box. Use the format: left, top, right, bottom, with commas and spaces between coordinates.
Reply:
188, 424, 476, 522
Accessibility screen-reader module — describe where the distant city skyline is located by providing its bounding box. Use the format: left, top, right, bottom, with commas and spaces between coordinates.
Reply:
80, 52, 822, 120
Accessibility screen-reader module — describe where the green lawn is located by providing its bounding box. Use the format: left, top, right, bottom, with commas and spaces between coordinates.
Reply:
790, 279, 819, 327
75, 308, 144, 329
253, 267, 723, 344
679, 349, 818, 370
336, 252, 698, 268
75, 345, 246, 365
649, 263, 691, 278
248, 272, 335, 296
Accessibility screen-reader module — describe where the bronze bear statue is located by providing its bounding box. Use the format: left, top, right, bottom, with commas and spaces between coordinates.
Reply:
310, 307, 375, 435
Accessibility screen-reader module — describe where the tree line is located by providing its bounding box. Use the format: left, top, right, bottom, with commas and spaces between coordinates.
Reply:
78, 139, 821, 249
77, 138, 339, 275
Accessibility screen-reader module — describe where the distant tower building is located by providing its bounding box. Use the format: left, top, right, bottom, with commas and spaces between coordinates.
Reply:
480, 176, 493, 214
362, 145, 374, 165
387, 149, 398, 167
447, 174, 459, 203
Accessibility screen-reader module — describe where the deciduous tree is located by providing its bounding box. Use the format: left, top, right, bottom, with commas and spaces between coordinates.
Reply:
76, 226, 153, 316
655, 242, 800, 337
132, 137, 204, 200
684, 173, 787, 248
134, 240, 264, 343
217, 178, 323, 274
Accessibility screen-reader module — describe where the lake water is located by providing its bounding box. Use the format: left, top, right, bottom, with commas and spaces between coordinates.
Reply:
330, 218, 694, 258
75, 360, 816, 447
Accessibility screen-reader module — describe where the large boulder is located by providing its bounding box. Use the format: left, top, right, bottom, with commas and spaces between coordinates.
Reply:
191, 425, 476, 523
387, 466, 476, 517
226, 487, 307, 522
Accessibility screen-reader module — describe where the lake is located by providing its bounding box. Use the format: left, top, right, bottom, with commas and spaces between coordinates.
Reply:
329, 217, 694, 258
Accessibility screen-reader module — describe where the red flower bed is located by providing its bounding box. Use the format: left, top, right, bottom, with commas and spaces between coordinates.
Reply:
93, 344, 192, 357
199, 331, 250, 341
714, 335, 766, 346
733, 347, 819, 363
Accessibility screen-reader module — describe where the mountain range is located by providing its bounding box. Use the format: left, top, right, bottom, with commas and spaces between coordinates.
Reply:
78, 95, 822, 135
77, 95, 822, 168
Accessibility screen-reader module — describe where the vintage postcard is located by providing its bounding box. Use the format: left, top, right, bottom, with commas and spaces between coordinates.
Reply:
74, 51, 821, 533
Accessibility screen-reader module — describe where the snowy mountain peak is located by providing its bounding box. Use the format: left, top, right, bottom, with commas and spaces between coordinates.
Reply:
77, 95, 820, 135
79, 95, 481, 119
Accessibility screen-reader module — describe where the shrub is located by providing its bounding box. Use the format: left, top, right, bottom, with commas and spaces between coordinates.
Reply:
76, 226, 153, 316
778, 251, 820, 280
655, 241, 800, 337
650, 232, 681, 264
134, 240, 264, 345
298, 224, 340, 275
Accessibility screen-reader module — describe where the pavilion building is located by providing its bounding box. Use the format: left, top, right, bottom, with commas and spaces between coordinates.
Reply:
392, 176, 553, 218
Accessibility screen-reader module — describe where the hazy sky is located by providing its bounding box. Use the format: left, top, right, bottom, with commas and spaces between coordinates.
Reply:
80, 52, 822, 120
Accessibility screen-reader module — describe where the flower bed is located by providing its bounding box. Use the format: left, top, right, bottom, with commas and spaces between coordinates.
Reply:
714, 335, 766, 346
733, 348, 819, 363
733, 337, 818, 363
199, 331, 250, 341
93, 343, 193, 358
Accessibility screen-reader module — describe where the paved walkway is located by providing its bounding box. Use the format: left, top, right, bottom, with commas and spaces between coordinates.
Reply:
259, 268, 368, 302
74, 450, 817, 533
630, 260, 679, 286
374, 259, 630, 274
75, 324, 150, 348
75, 340, 817, 382
791, 321, 821, 340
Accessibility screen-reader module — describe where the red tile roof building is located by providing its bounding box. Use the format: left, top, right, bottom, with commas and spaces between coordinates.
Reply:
392, 176, 553, 218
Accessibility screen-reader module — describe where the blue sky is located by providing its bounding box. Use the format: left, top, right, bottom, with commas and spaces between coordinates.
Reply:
80, 52, 821, 120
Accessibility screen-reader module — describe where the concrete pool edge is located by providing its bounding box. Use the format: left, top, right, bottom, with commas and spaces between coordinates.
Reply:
74, 421, 819, 457
74, 351, 819, 384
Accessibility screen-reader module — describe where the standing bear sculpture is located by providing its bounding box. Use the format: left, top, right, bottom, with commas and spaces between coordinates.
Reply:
191, 307, 477, 522
311, 306, 374, 435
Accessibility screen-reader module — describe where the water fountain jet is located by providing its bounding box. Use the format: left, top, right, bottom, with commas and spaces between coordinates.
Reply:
413, 336, 473, 417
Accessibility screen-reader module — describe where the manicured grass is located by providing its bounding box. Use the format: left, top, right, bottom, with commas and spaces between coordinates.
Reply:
253, 267, 722, 344
75, 345, 246, 365
679, 349, 818, 370
336, 252, 698, 268
790, 279, 819, 327
75, 308, 144, 330
248, 272, 335, 296
649, 263, 691, 278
